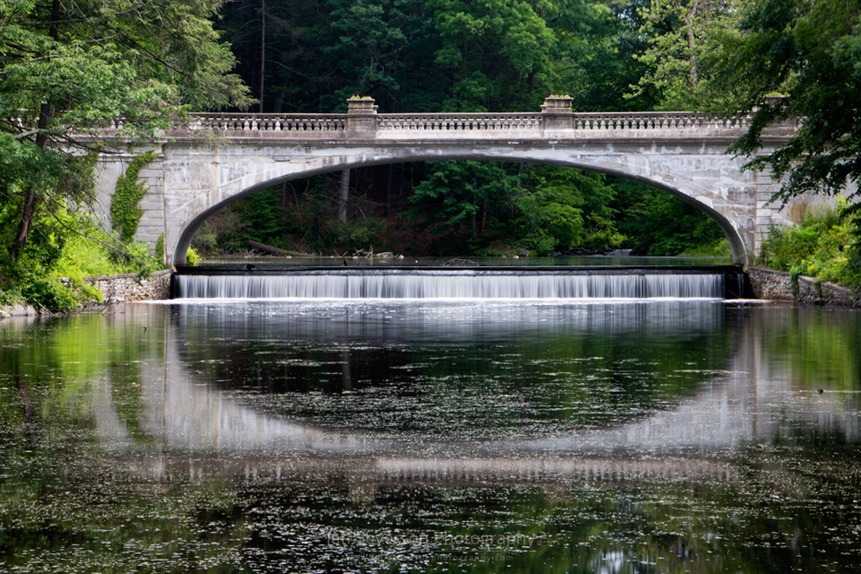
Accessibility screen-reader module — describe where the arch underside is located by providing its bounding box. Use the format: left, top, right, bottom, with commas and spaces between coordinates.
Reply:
168, 145, 753, 267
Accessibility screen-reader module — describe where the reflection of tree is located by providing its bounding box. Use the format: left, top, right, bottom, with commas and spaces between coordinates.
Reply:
173, 302, 733, 437
0, 312, 165, 456
0, 313, 250, 571
761, 307, 861, 392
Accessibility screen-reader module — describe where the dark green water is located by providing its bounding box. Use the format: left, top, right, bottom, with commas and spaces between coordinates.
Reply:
1, 300, 860, 573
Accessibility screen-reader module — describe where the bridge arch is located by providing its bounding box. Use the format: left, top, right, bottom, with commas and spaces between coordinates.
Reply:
169, 143, 753, 266
90, 107, 798, 268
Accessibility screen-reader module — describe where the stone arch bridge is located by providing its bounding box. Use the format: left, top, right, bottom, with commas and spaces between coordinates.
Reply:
92, 97, 798, 266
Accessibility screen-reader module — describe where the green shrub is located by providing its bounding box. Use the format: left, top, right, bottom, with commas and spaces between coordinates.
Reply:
758, 201, 860, 291
186, 247, 201, 265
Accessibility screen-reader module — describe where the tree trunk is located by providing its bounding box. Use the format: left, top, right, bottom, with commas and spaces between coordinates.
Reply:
385, 164, 394, 218
11, 0, 60, 260
338, 168, 350, 223
11, 103, 52, 259
259, 0, 266, 113
684, 0, 699, 90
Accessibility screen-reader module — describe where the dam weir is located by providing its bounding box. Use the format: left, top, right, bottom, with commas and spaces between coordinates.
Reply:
171, 265, 748, 300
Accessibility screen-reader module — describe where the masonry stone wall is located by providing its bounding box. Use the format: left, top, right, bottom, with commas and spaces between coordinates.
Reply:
747, 267, 860, 308
84, 270, 171, 304
0, 270, 171, 318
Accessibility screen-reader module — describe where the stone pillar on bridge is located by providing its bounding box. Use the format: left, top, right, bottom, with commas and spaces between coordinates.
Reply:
346, 96, 378, 138
541, 95, 574, 133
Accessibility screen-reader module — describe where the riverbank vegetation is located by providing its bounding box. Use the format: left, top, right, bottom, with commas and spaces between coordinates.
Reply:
1, 0, 860, 312
0, 0, 251, 311
758, 201, 861, 289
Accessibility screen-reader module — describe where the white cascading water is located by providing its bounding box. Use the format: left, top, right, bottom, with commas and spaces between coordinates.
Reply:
173, 270, 725, 299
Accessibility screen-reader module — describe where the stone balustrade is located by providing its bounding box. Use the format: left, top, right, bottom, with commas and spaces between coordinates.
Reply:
568, 112, 751, 131
159, 109, 760, 141
376, 113, 543, 133
65, 96, 797, 142
182, 113, 347, 133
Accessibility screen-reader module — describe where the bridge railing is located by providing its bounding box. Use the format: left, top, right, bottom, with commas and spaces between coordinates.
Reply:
169, 110, 752, 139
376, 113, 543, 134
145, 96, 794, 142
568, 112, 750, 131
182, 113, 347, 134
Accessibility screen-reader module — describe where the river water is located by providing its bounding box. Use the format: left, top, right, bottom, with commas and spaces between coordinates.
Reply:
1, 285, 860, 572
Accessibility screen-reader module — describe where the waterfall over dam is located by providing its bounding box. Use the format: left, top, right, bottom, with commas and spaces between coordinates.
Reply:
171, 266, 745, 300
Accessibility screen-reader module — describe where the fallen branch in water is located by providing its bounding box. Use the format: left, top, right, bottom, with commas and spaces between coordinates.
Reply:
244, 240, 311, 257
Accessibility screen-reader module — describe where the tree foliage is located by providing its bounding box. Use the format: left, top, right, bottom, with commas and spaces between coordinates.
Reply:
0, 0, 252, 308
712, 0, 861, 206
612, 178, 729, 256
629, 0, 745, 110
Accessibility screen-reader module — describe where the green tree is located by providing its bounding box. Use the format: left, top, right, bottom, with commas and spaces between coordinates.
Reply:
712, 0, 861, 207
612, 178, 728, 255
0, 0, 251, 306
406, 161, 521, 252
429, 0, 558, 111
327, 0, 410, 102
515, 166, 620, 254
629, 0, 744, 110
548, 0, 654, 111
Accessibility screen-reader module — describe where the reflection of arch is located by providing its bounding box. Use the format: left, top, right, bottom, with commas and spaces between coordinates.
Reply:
107, 299, 860, 470
168, 144, 755, 266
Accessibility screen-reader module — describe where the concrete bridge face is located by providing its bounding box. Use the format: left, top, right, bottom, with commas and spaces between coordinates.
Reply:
92, 106, 796, 266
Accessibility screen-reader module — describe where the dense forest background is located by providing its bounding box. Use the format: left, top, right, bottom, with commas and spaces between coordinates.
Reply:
2, 0, 859, 309
193, 0, 740, 259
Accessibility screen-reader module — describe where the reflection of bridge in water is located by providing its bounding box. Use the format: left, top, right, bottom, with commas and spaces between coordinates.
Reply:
90, 303, 858, 488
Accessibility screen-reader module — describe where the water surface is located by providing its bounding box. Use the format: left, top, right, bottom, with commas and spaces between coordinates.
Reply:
1, 300, 860, 572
